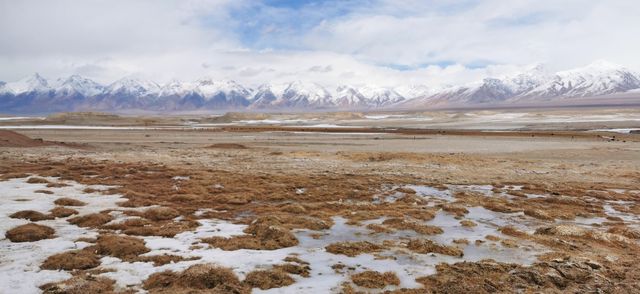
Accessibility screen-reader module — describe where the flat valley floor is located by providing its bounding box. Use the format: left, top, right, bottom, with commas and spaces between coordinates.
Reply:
1, 110, 639, 293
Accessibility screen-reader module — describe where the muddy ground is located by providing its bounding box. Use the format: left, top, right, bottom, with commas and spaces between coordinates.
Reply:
1, 121, 639, 293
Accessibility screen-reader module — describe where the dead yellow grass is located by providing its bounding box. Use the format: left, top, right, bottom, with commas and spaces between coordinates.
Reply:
407, 239, 463, 257
351, 271, 400, 289
95, 234, 150, 261
41, 249, 100, 270
5, 223, 55, 242
244, 269, 295, 290
325, 241, 385, 257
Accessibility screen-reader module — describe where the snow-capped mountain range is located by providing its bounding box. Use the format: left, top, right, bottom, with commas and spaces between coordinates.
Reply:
1, 61, 639, 113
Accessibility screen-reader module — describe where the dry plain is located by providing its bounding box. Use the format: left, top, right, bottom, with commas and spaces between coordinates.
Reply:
0, 108, 639, 293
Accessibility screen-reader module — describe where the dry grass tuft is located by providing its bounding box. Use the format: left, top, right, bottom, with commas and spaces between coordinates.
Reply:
41, 249, 100, 270
351, 271, 400, 289
203, 216, 299, 250
5, 223, 55, 242
143, 264, 249, 293
53, 197, 87, 206
382, 218, 443, 235
9, 210, 53, 221
273, 263, 311, 277
68, 213, 113, 228
49, 206, 79, 218
40, 274, 115, 294
460, 220, 477, 227
136, 254, 200, 266
407, 239, 464, 257
143, 207, 180, 221
95, 234, 150, 261
244, 269, 295, 290
27, 177, 51, 184
325, 241, 385, 257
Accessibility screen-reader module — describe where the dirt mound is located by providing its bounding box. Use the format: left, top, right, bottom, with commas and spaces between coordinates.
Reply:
41, 249, 100, 270
96, 234, 150, 261
0, 130, 54, 147
351, 271, 400, 289
5, 223, 55, 242
244, 269, 295, 290
9, 210, 53, 221
40, 274, 115, 294
207, 143, 248, 149
143, 264, 249, 293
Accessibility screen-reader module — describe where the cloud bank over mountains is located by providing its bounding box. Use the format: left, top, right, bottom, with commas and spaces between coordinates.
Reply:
1, 0, 639, 90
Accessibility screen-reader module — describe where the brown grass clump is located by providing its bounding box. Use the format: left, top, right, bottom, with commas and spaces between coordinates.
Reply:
407, 239, 464, 257
143, 207, 180, 221
9, 210, 53, 221
40, 274, 115, 294
460, 220, 477, 227
441, 204, 469, 216
5, 223, 55, 242
607, 226, 640, 239
382, 218, 444, 235
203, 216, 299, 250
35, 189, 54, 194
50, 206, 79, 218
325, 241, 385, 257
281, 203, 307, 214
47, 182, 70, 188
136, 254, 200, 266
208, 143, 248, 149
395, 187, 417, 194
27, 177, 51, 184
483, 202, 522, 213
274, 263, 311, 277
351, 271, 400, 289
144, 264, 249, 293
499, 226, 528, 237
244, 269, 295, 290
95, 234, 150, 261
524, 209, 553, 220
53, 197, 87, 206
68, 213, 113, 228
41, 249, 100, 270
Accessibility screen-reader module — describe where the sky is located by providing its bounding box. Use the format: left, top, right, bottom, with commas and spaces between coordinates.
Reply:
0, 0, 639, 88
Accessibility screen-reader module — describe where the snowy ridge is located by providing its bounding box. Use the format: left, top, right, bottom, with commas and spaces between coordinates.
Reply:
1, 61, 640, 113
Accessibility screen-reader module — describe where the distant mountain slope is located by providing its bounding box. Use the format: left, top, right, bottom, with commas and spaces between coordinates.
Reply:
1, 61, 639, 113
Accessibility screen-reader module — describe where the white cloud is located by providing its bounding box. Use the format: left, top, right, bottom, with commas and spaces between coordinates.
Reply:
0, 0, 638, 88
